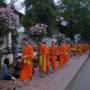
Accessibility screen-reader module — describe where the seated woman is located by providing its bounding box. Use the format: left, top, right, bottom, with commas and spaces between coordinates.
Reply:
12, 56, 22, 78
0, 58, 15, 80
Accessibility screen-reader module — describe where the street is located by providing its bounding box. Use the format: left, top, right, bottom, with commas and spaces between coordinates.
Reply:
0, 53, 89, 90
67, 56, 90, 90
0, 0, 90, 90
15, 54, 88, 90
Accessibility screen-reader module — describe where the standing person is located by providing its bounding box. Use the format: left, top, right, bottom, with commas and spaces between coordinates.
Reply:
73, 43, 78, 59
20, 38, 34, 82
65, 42, 70, 63
50, 41, 58, 72
45, 45, 50, 74
63, 42, 70, 65
38, 41, 46, 77
58, 43, 64, 69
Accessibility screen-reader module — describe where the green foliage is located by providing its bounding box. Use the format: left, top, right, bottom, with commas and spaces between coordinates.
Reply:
22, 0, 57, 34
0, 0, 5, 6
0, 0, 4, 3
57, 0, 90, 41
23, 0, 90, 41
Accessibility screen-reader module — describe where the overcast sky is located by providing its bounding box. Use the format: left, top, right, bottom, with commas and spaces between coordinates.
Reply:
5, 0, 25, 14
5, 0, 59, 14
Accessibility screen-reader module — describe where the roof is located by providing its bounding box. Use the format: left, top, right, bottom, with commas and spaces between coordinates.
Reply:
13, 8, 24, 17
0, 2, 24, 17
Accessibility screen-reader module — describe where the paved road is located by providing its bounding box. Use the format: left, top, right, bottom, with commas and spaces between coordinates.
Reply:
68, 56, 90, 90
0, 54, 89, 90
16, 54, 89, 90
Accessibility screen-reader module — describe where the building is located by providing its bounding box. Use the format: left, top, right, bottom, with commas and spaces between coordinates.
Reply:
0, 3, 23, 65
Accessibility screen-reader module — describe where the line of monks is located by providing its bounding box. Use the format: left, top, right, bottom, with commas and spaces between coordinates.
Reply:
19, 38, 90, 81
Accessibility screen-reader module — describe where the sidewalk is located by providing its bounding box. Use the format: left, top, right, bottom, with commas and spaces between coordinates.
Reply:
0, 53, 89, 90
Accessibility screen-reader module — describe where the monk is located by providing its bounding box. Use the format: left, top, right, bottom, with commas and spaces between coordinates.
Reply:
65, 43, 70, 63
73, 43, 78, 58
88, 44, 90, 54
38, 41, 46, 77
62, 42, 70, 65
81, 44, 84, 54
20, 38, 34, 81
50, 41, 58, 72
45, 46, 50, 73
78, 44, 81, 55
58, 43, 64, 69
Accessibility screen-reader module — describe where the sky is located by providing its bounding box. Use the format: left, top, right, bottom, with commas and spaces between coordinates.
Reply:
5, 0, 59, 14
5, 0, 25, 14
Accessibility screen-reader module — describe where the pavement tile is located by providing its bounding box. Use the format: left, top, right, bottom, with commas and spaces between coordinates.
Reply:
0, 53, 89, 90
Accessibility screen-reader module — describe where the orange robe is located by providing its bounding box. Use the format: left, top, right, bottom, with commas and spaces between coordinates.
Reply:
63, 43, 70, 64
73, 44, 78, 58
58, 45, 64, 68
87, 44, 90, 52
38, 43, 46, 73
45, 47, 50, 73
20, 44, 34, 80
80, 44, 83, 55
50, 45, 58, 72
89, 44, 90, 52
66, 44, 70, 63
85, 44, 88, 52
38, 43, 45, 55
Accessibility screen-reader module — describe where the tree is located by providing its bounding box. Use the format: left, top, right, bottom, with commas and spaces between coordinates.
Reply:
0, 0, 4, 6
22, 0, 57, 36
0, 6, 19, 35
57, 0, 90, 41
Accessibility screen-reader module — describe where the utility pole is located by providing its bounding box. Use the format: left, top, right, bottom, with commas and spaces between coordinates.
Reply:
10, 0, 18, 61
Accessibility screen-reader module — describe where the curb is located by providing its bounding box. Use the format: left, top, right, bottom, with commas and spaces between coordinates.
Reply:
65, 54, 90, 90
